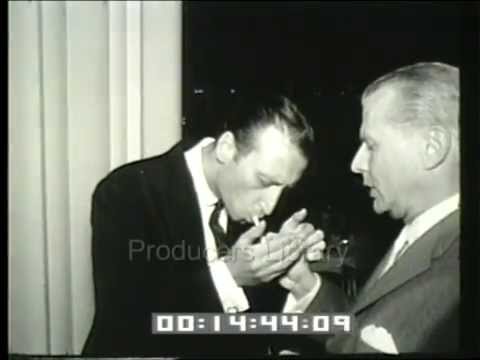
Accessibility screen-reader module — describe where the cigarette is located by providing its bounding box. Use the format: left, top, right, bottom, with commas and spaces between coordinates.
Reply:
253, 216, 267, 244
261, 235, 267, 245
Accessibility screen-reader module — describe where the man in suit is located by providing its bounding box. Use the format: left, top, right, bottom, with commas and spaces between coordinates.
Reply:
280, 62, 460, 354
82, 94, 325, 356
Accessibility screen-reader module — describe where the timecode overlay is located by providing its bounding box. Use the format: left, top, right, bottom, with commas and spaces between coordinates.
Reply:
152, 313, 352, 335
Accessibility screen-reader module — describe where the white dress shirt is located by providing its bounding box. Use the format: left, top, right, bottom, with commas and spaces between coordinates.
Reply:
184, 138, 320, 313
379, 193, 460, 278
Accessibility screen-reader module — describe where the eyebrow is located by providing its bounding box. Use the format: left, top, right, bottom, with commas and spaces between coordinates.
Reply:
359, 130, 374, 144
358, 134, 367, 144
257, 172, 283, 186
358, 125, 366, 141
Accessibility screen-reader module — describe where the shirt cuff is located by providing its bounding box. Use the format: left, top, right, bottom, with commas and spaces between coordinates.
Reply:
209, 258, 250, 313
282, 273, 321, 313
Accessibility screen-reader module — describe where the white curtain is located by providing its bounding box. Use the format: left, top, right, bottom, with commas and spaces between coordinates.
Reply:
8, 1, 182, 354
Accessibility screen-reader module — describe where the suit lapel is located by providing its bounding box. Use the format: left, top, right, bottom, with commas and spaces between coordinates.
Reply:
164, 147, 205, 253
139, 143, 205, 254
352, 210, 459, 313
355, 241, 396, 302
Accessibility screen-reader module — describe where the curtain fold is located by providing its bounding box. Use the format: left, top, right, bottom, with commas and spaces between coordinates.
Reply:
8, 1, 182, 354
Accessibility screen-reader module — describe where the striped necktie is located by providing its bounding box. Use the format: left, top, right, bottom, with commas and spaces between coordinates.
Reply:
209, 201, 230, 257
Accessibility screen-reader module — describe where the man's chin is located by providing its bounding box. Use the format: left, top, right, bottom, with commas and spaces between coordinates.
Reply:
238, 218, 253, 225
374, 203, 404, 221
229, 214, 246, 224
372, 200, 387, 215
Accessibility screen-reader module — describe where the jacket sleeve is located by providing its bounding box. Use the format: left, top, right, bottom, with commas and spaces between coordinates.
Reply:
88, 178, 143, 324
84, 174, 175, 355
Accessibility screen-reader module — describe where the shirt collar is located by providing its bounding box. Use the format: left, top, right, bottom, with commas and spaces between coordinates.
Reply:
184, 137, 218, 208
405, 192, 460, 244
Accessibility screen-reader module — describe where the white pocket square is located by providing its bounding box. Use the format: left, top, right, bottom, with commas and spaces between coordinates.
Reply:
360, 324, 398, 354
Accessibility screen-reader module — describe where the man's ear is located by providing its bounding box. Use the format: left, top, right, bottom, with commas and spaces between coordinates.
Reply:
422, 125, 451, 170
215, 131, 237, 164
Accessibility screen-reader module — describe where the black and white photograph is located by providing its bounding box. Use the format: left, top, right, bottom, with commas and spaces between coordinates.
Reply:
8, 1, 479, 358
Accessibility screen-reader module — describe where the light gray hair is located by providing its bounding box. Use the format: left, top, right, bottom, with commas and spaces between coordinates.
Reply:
362, 62, 459, 142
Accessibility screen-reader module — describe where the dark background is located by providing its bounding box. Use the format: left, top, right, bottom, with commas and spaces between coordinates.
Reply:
181, 2, 472, 287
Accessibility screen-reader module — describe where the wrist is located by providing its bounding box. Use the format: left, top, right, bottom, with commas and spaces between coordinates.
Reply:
222, 256, 238, 281
290, 272, 317, 300
222, 256, 250, 287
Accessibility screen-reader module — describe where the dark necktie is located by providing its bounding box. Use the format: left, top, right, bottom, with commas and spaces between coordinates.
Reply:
209, 201, 230, 257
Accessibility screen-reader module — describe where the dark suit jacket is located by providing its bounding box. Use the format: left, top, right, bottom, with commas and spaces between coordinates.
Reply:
308, 210, 460, 354
82, 142, 287, 357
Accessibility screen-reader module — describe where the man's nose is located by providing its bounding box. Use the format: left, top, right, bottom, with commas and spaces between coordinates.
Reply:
262, 186, 283, 216
351, 143, 368, 174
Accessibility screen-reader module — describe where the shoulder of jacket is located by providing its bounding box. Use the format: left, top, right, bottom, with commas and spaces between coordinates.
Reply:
94, 141, 184, 194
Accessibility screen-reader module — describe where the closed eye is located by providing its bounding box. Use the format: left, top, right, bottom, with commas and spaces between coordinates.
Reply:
364, 141, 376, 152
259, 178, 270, 187
258, 174, 282, 187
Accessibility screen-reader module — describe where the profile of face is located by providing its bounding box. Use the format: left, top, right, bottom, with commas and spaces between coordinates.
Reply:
351, 87, 424, 222
215, 124, 308, 223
